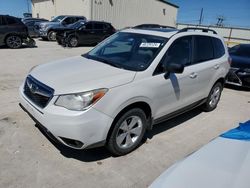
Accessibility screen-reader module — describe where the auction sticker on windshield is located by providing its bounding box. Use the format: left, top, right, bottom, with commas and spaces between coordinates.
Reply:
140, 43, 161, 48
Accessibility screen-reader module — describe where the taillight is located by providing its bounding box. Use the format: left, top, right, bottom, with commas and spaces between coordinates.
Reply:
228, 57, 232, 66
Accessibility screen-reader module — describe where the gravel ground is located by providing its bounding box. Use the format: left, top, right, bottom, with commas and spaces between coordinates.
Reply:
0, 39, 249, 188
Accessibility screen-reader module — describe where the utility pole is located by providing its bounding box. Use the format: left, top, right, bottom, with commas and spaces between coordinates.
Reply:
199, 8, 203, 25
216, 16, 225, 27
27, 0, 30, 13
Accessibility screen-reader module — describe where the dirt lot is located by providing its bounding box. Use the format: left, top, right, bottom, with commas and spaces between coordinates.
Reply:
0, 40, 249, 188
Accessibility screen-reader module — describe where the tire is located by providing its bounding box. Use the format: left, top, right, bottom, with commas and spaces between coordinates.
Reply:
5, 35, 22, 49
107, 108, 147, 156
202, 82, 223, 112
47, 31, 56, 41
68, 36, 78, 47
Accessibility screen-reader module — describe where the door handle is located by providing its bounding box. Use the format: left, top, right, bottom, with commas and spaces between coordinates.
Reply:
214, 64, 220, 70
90, 31, 95, 34
189, 72, 197, 79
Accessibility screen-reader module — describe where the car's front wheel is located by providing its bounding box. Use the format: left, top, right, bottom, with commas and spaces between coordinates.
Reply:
48, 31, 57, 41
107, 108, 147, 156
68, 36, 79, 47
202, 82, 223, 112
6, 35, 22, 49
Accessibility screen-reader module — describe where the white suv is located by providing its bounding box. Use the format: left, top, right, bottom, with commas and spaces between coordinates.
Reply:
20, 27, 230, 155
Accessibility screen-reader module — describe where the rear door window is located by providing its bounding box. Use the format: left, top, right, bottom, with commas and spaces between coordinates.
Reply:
85, 22, 93, 30
6, 16, 19, 25
193, 36, 214, 63
94, 23, 104, 30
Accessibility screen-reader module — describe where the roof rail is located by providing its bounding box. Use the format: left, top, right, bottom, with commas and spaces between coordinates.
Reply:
178, 27, 217, 34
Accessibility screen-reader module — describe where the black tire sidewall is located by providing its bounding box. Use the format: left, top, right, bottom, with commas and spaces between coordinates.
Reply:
48, 31, 56, 41
107, 108, 147, 156
6, 35, 22, 49
68, 36, 78, 47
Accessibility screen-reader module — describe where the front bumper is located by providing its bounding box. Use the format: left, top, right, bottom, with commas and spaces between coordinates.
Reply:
37, 29, 48, 37
19, 86, 114, 149
226, 68, 250, 88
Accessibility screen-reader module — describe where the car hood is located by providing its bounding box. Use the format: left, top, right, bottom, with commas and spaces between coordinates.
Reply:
30, 56, 136, 95
39, 21, 60, 27
230, 55, 250, 69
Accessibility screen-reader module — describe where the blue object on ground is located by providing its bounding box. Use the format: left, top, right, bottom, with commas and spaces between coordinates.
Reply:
220, 120, 250, 141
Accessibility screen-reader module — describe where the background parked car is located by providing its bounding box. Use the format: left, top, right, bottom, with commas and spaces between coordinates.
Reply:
55, 20, 86, 44
57, 21, 116, 47
22, 18, 48, 37
226, 44, 250, 88
35, 15, 86, 41
0, 15, 35, 49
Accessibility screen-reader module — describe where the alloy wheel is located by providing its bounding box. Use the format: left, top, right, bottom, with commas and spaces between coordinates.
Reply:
209, 86, 221, 108
115, 115, 143, 149
6, 36, 22, 49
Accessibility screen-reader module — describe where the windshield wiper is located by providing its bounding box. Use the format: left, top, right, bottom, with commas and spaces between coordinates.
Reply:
82, 54, 123, 69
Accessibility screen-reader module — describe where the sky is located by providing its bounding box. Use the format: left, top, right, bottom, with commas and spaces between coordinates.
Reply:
0, 0, 249, 28
170, 0, 250, 28
0, 0, 31, 17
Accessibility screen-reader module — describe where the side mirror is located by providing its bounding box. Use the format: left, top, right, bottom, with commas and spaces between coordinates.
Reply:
164, 63, 184, 79
166, 63, 184, 73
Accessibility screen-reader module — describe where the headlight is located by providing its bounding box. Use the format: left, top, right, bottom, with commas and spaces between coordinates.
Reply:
55, 88, 108, 111
41, 24, 48, 30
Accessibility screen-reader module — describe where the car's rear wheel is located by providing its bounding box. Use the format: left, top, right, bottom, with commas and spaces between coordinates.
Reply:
6, 35, 22, 49
48, 31, 56, 41
107, 108, 147, 156
68, 36, 78, 47
202, 82, 223, 112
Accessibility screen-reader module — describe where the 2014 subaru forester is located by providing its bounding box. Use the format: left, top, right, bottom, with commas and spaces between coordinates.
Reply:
19, 27, 230, 156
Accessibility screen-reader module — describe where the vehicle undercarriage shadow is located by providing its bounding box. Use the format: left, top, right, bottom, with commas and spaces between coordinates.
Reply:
35, 107, 202, 162
34, 123, 112, 162
145, 108, 202, 139
225, 84, 250, 91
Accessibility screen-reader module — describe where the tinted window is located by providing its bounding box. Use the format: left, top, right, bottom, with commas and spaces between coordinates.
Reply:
94, 23, 104, 30
104, 24, 110, 29
194, 36, 214, 63
51, 16, 65, 22
213, 37, 225, 58
26, 21, 35, 26
6, 16, 19, 25
154, 36, 192, 74
85, 23, 93, 30
63, 17, 76, 25
86, 32, 167, 71
229, 45, 250, 58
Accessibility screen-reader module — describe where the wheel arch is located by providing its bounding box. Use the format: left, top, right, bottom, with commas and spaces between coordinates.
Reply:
106, 101, 152, 143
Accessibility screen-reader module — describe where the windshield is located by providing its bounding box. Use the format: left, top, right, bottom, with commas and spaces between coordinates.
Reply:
229, 45, 250, 58
68, 20, 85, 29
84, 32, 168, 71
51, 16, 65, 22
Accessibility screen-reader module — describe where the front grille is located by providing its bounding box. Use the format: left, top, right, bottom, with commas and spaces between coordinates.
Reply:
24, 75, 54, 108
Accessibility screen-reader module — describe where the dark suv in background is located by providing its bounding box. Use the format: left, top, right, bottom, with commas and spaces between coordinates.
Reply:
36, 15, 86, 41
0, 15, 31, 48
56, 21, 116, 47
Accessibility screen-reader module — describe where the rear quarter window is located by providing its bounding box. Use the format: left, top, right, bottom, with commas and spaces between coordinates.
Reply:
212, 37, 225, 58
